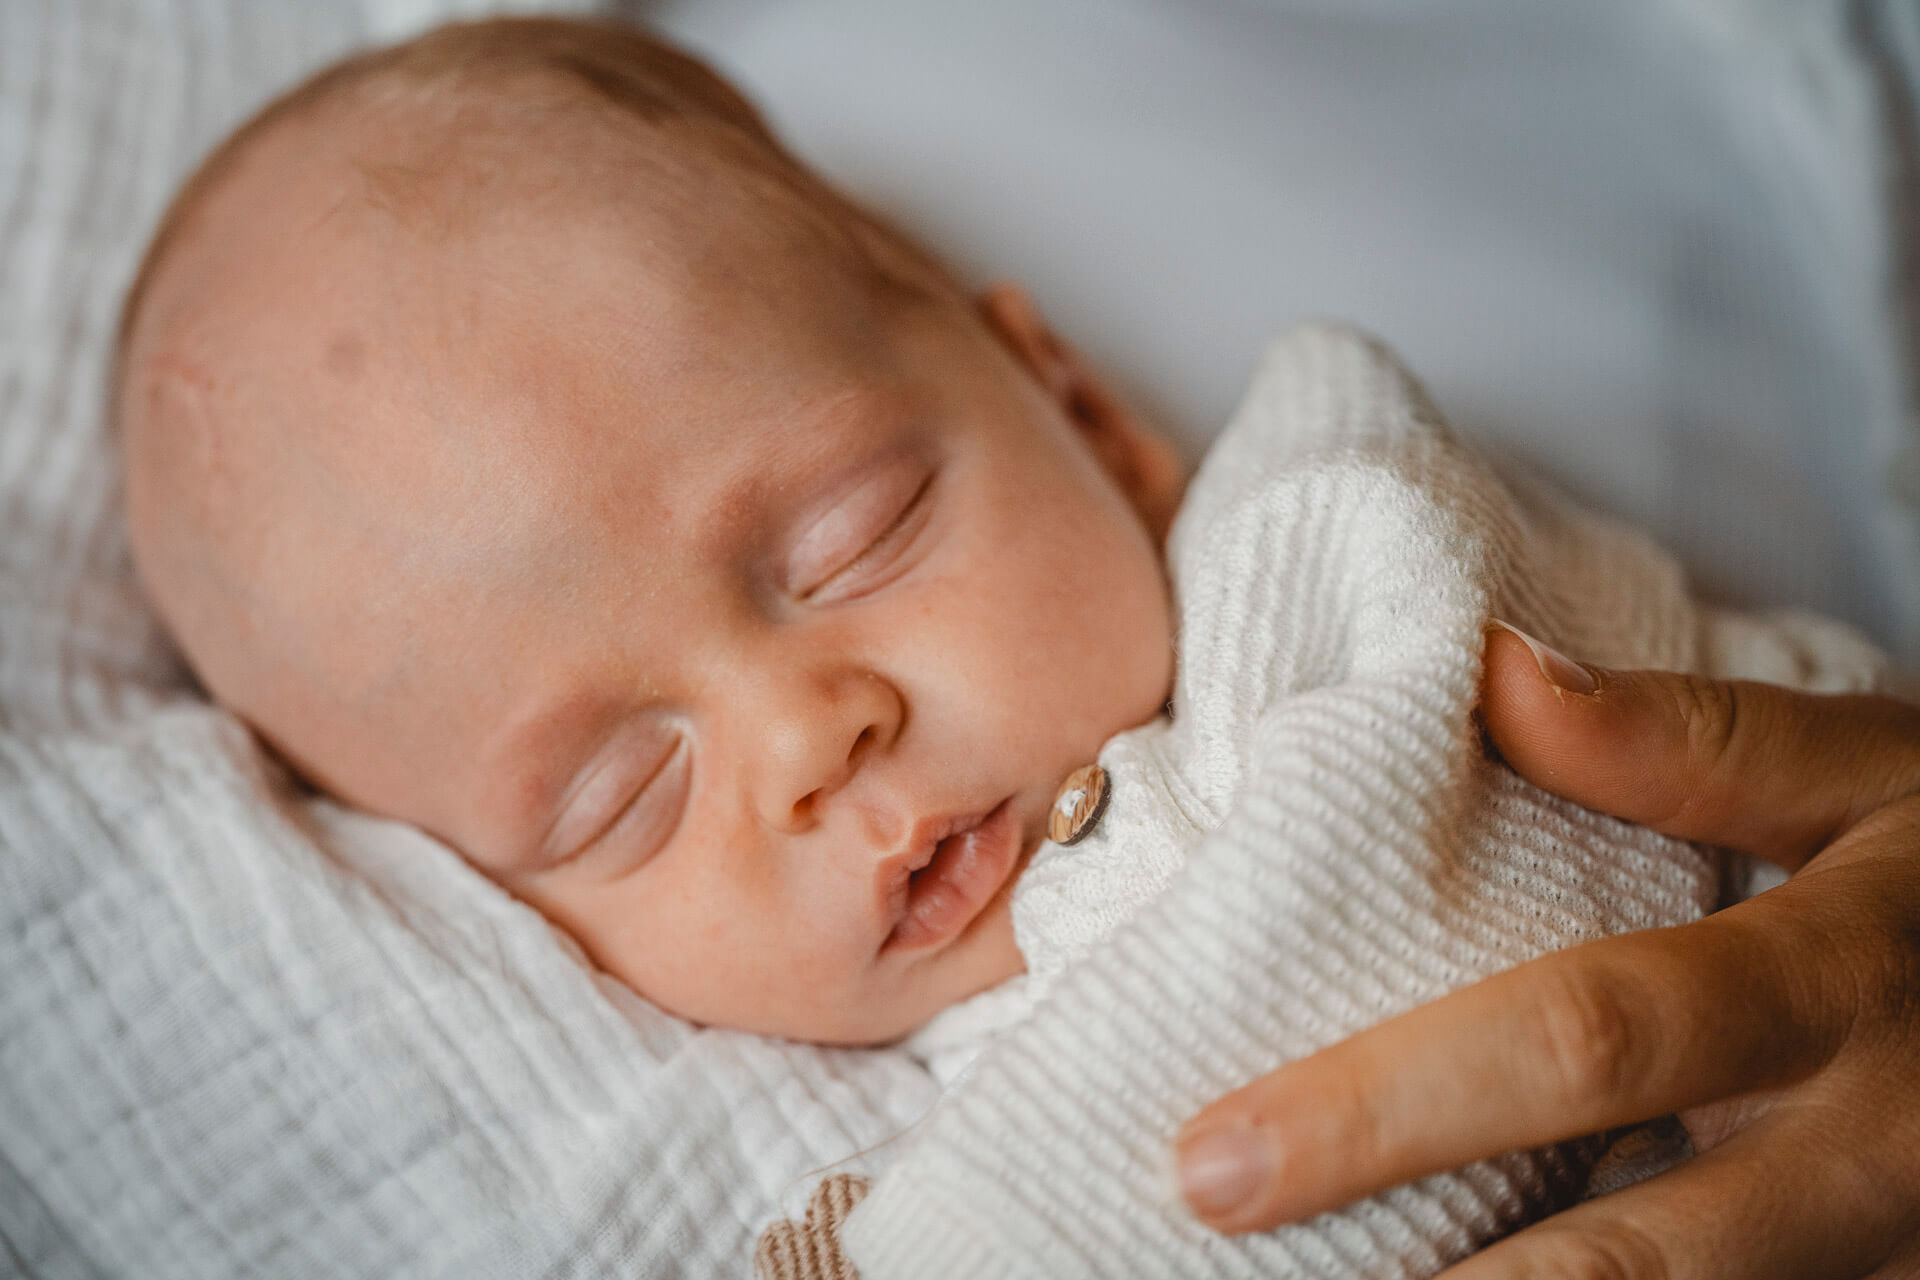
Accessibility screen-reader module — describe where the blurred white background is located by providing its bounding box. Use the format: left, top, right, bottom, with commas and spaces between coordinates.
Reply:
634, 0, 1920, 659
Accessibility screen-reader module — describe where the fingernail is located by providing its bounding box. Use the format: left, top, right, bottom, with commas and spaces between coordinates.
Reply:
1176, 1126, 1271, 1220
1489, 619, 1598, 695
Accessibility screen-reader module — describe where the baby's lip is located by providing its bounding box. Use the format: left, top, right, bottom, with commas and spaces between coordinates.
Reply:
878, 798, 1022, 955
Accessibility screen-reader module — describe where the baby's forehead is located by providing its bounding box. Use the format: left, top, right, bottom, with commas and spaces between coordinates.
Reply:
159, 79, 909, 403
143, 50, 854, 336
133, 98, 863, 478
126, 101, 916, 613
123, 19, 962, 475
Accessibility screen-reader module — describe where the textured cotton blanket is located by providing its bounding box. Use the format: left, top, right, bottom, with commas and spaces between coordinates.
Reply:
843, 324, 1885, 1278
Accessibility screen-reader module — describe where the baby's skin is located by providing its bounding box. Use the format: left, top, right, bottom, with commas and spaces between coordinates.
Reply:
118, 19, 1186, 1044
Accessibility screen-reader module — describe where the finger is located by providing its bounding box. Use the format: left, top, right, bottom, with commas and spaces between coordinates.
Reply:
1174, 892, 1848, 1233
1480, 622, 1920, 869
1440, 1109, 1906, 1280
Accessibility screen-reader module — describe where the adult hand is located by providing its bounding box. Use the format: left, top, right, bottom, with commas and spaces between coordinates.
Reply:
1174, 623, 1920, 1278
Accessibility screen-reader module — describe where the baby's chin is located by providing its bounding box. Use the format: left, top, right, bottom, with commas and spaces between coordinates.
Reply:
782, 902, 1024, 1048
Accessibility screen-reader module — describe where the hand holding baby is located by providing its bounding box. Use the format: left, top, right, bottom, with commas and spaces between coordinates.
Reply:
1178, 625, 1920, 1278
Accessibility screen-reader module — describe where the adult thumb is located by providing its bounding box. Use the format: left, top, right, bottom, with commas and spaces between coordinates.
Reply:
1479, 621, 1920, 870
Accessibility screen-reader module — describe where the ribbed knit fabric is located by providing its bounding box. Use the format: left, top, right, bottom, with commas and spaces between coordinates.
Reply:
842, 324, 1886, 1279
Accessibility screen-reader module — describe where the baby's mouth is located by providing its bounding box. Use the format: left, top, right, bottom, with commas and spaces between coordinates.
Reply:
881, 798, 1022, 954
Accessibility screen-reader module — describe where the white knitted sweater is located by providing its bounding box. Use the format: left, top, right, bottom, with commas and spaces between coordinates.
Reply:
842, 325, 1883, 1278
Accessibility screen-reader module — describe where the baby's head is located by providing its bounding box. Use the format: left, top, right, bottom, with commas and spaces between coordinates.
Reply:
117, 18, 1183, 1043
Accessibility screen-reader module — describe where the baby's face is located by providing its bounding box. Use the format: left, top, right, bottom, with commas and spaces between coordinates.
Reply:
126, 108, 1179, 1043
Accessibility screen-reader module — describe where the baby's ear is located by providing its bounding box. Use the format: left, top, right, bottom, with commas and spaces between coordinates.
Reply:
977, 282, 1186, 543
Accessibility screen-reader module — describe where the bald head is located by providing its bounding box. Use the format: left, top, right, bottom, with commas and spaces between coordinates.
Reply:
117, 17, 954, 791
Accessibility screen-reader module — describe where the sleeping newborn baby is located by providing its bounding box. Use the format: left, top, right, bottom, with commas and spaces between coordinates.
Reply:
117, 17, 1884, 1278
119, 17, 1184, 1047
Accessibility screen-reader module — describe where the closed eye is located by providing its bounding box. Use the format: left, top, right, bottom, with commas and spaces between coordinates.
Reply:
583, 737, 691, 875
545, 734, 691, 877
799, 469, 937, 605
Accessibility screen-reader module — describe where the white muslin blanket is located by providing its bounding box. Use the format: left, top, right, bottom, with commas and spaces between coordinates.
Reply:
844, 324, 1885, 1278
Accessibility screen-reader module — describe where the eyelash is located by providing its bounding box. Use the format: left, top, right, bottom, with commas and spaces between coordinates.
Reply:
803, 471, 936, 605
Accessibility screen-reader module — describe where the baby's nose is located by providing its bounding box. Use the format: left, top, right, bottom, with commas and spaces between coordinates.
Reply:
754, 666, 901, 834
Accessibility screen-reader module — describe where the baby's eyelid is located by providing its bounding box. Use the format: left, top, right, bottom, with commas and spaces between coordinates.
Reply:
585, 738, 691, 869
794, 469, 935, 603
553, 735, 690, 867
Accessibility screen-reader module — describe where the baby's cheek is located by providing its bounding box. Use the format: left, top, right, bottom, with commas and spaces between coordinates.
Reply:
571, 890, 751, 1020
1018, 525, 1167, 721
935, 890, 1024, 1001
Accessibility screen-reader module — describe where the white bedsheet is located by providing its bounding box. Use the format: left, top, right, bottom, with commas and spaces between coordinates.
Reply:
2, 2, 1915, 1277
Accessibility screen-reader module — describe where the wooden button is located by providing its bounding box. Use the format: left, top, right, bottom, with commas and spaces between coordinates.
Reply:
1047, 764, 1109, 845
